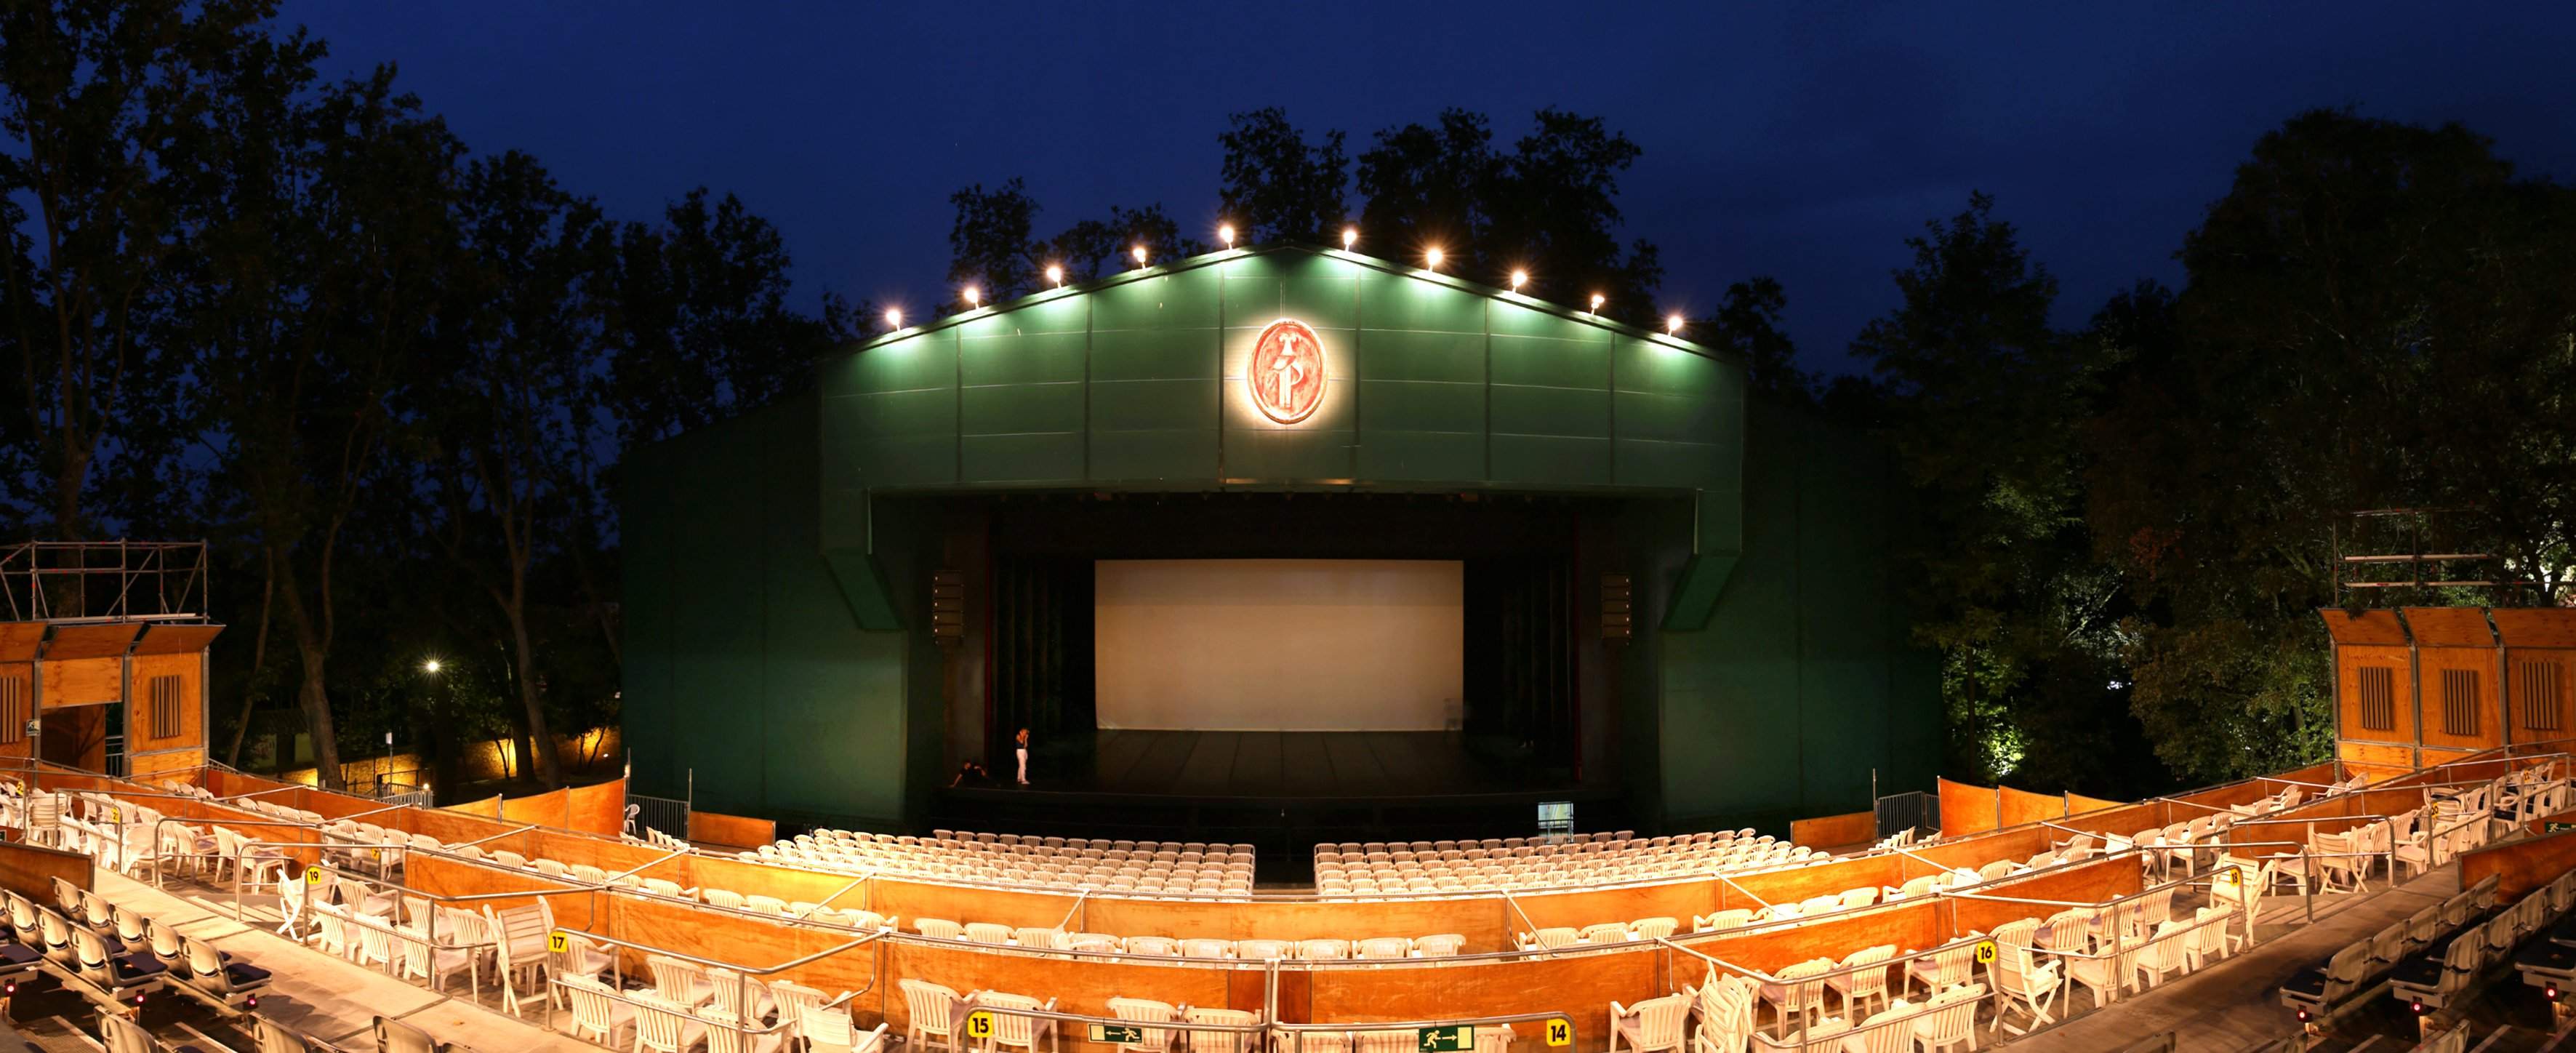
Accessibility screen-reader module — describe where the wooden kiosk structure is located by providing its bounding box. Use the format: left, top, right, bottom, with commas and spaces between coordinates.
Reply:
2325, 605, 2576, 782
0, 542, 222, 777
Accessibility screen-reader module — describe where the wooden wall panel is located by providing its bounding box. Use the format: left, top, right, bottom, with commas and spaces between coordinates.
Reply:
2422, 748, 2483, 769
41, 622, 138, 660
130, 624, 223, 655
1998, 787, 2066, 828
127, 749, 204, 780
2417, 645, 2504, 751
2337, 644, 2416, 744
1309, 949, 1658, 1047
38, 657, 121, 708
2495, 610, 2576, 649
2508, 651, 2576, 745
0, 662, 32, 764
2339, 740, 2415, 772
0, 623, 43, 661
2403, 608, 2495, 648
690, 810, 777, 848
1790, 811, 1875, 849
1937, 778, 1999, 837
127, 652, 203, 750
2322, 609, 2409, 646
2460, 828, 2576, 905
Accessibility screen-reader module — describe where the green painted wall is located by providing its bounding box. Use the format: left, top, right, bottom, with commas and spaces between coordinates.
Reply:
624, 247, 1934, 836
622, 395, 914, 825
816, 247, 1746, 628
1655, 400, 1940, 830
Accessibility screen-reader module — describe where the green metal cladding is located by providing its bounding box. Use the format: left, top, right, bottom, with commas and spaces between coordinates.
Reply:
620, 244, 1938, 833
816, 246, 1747, 630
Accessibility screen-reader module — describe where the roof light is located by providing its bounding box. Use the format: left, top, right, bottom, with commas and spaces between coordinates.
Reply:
1425, 248, 1443, 271
1131, 245, 1149, 267
1509, 270, 1527, 292
885, 308, 903, 329
1666, 314, 1684, 335
1342, 228, 1357, 250
963, 286, 980, 308
1219, 223, 1236, 248
1589, 293, 1605, 313
1046, 264, 1064, 287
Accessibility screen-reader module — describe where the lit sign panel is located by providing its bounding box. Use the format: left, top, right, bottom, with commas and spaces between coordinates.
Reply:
1248, 319, 1326, 424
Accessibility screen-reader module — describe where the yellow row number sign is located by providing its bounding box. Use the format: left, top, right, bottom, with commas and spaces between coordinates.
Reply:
305, 865, 326, 885
548, 931, 571, 955
964, 1012, 994, 1041
1973, 940, 1997, 965
1545, 1020, 1573, 1048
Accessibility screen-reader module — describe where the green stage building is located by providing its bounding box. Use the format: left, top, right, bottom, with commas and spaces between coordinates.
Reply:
621, 244, 1935, 849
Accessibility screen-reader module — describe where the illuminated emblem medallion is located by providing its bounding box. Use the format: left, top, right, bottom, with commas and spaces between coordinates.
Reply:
1247, 319, 1327, 424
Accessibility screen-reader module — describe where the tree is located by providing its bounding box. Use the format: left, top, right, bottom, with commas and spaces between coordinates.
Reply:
0, 0, 278, 537
1706, 277, 1812, 405
423, 151, 616, 789
608, 188, 819, 446
1217, 108, 1347, 245
1849, 192, 2141, 790
945, 178, 1041, 304
2091, 111, 2576, 780
1356, 108, 1664, 321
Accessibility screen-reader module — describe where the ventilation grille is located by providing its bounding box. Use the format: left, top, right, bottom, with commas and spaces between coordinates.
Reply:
149, 674, 182, 740
2524, 662, 2567, 733
2357, 667, 2396, 732
0, 676, 23, 745
2440, 668, 2480, 737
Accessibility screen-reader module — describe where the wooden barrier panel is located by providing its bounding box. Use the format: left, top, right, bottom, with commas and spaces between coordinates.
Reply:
1725, 854, 1906, 913
691, 810, 777, 849
1511, 878, 1720, 936
1080, 892, 1510, 951
392, 805, 522, 848
2055, 801, 2168, 842
0, 838, 89, 902
1938, 779, 1999, 838
614, 893, 886, 1012
880, 939, 1234, 1045
2065, 793, 2127, 815
499, 788, 570, 827
566, 778, 627, 836
1909, 827, 2053, 878
1790, 811, 1875, 850
1308, 947, 1658, 1048
444, 796, 502, 818
1948, 857, 2143, 935
2461, 828, 2576, 905
1998, 787, 2066, 828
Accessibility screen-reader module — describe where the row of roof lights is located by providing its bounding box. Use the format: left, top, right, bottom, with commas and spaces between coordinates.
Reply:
886, 225, 1685, 336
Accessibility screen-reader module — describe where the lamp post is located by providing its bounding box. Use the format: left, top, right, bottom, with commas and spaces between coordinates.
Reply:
409, 658, 444, 797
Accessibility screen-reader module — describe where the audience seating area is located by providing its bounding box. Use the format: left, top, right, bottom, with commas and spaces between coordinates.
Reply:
0, 873, 276, 1018
757, 829, 1258, 896
1313, 830, 1815, 895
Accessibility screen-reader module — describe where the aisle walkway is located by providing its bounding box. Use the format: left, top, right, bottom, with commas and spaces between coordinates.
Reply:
2013, 863, 2458, 1053
92, 870, 597, 1053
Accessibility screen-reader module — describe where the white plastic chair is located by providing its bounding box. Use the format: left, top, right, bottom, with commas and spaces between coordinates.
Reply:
1105, 997, 1180, 1053
1608, 992, 1690, 1053
561, 974, 638, 1048
902, 978, 966, 1053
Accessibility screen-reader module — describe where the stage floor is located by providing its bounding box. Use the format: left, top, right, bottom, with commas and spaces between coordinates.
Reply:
1007, 729, 1568, 802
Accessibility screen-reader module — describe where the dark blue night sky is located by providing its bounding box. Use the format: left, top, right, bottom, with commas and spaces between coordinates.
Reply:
282, 2, 2575, 375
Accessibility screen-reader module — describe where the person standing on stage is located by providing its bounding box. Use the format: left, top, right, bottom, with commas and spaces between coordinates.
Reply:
1015, 727, 1031, 785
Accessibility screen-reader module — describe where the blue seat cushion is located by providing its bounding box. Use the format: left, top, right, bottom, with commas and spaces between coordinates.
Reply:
2550, 915, 2576, 948
2280, 965, 2331, 1001
111, 952, 166, 981
2389, 955, 2447, 989
0, 944, 38, 966
2518, 942, 2576, 974
221, 961, 270, 986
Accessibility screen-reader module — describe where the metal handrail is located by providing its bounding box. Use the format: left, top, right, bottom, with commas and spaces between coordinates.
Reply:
544, 926, 886, 1036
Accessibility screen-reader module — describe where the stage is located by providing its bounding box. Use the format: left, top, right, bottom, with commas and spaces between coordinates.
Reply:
929, 729, 1616, 872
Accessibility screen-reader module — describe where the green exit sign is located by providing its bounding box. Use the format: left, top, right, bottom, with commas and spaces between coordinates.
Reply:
1088, 1025, 1147, 1044
2551, 822, 2574, 834
1418, 1026, 1474, 1053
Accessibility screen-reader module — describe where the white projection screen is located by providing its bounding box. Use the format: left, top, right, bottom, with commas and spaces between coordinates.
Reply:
1094, 559, 1463, 731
